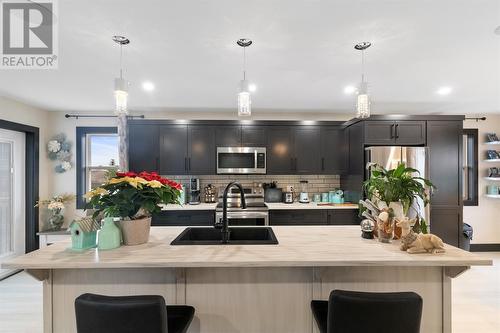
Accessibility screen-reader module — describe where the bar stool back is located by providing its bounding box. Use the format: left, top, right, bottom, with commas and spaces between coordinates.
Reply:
311, 290, 422, 333
75, 293, 194, 333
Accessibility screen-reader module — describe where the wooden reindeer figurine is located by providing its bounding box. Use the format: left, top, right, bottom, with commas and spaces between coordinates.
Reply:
396, 217, 445, 254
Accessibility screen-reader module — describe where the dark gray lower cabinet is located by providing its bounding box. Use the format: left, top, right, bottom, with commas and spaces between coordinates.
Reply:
328, 209, 360, 225
152, 210, 214, 226
270, 210, 328, 225
430, 206, 461, 247
269, 209, 359, 226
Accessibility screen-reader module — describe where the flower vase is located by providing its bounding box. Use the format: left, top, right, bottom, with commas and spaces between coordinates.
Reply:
98, 217, 121, 250
48, 208, 64, 231
377, 215, 395, 243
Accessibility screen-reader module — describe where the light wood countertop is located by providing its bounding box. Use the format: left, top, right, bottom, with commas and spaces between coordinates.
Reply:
2, 226, 491, 269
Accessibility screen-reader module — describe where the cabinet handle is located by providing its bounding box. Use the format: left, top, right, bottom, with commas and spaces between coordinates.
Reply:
188, 158, 191, 171
395, 124, 399, 139
390, 124, 395, 138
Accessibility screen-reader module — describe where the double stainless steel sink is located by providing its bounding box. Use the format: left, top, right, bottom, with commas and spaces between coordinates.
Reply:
170, 227, 279, 245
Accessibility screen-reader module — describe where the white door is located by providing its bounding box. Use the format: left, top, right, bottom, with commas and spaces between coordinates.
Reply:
0, 129, 25, 280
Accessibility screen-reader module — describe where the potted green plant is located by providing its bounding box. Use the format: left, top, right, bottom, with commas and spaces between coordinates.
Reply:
85, 171, 182, 246
363, 162, 435, 240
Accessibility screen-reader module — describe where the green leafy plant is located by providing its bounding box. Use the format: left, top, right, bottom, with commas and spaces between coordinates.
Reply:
363, 162, 435, 233
85, 171, 181, 220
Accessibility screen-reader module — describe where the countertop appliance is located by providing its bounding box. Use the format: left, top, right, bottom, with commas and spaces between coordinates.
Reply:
283, 192, 294, 203
188, 178, 201, 205
204, 184, 217, 203
216, 185, 268, 225
217, 147, 266, 174
298, 180, 310, 203
365, 146, 429, 223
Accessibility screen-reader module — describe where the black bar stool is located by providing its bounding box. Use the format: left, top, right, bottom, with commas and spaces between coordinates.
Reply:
311, 290, 422, 333
75, 293, 195, 333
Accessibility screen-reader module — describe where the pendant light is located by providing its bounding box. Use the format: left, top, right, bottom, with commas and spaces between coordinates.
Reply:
113, 36, 130, 115
355, 42, 371, 118
237, 38, 253, 116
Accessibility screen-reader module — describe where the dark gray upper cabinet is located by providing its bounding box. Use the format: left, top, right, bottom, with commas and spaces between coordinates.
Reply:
128, 124, 160, 173
242, 126, 267, 147
188, 126, 215, 174
159, 125, 188, 175
321, 126, 348, 174
267, 126, 294, 174
364, 120, 426, 145
293, 127, 321, 174
215, 125, 241, 147
393, 121, 426, 145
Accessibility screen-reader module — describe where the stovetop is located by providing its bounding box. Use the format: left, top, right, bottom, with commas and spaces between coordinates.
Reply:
216, 202, 269, 212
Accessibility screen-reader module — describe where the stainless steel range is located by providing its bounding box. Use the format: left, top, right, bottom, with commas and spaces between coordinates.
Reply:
215, 185, 269, 226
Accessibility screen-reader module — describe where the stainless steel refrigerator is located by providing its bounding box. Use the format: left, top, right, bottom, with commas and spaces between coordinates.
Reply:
365, 146, 430, 225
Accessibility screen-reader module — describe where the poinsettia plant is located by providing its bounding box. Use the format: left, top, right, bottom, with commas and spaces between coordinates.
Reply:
85, 171, 182, 220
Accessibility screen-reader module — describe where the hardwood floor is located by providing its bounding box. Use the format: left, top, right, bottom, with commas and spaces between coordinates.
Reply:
0, 253, 498, 333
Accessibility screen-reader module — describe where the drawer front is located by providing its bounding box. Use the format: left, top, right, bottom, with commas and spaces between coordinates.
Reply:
328, 210, 360, 225
152, 211, 214, 226
269, 210, 328, 225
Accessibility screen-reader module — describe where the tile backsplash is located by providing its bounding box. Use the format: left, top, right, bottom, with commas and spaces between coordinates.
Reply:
163, 174, 341, 198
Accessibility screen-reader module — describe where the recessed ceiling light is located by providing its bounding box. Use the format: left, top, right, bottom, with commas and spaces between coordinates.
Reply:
142, 81, 155, 92
249, 84, 257, 92
436, 86, 452, 95
344, 85, 357, 94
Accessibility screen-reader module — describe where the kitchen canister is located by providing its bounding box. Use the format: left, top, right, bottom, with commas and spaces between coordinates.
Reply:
321, 192, 329, 202
328, 191, 336, 203
313, 194, 321, 203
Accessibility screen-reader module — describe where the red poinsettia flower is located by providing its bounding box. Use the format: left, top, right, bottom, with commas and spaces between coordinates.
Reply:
116, 171, 137, 178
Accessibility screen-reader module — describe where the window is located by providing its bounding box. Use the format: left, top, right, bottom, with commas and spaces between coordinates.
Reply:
463, 129, 478, 206
76, 127, 118, 209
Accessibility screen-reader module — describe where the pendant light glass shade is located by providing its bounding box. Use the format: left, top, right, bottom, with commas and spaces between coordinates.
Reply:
114, 77, 128, 115
238, 79, 251, 116
356, 81, 370, 118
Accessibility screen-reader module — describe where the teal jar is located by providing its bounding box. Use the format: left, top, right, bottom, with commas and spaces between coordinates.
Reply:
98, 217, 121, 250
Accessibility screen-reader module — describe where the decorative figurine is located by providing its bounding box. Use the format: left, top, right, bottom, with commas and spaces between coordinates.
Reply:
396, 218, 445, 254
360, 219, 375, 239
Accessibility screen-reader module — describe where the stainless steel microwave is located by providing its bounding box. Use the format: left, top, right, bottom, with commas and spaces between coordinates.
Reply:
216, 147, 266, 174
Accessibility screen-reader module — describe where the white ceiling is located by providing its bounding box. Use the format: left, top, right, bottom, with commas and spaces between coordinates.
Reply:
1, 0, 499, 114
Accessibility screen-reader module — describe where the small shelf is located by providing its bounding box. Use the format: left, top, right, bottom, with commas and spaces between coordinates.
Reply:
483, 159, 500, 163
484, 141, 500, 145
484, 177, 500, 181
485, 194, 500, 199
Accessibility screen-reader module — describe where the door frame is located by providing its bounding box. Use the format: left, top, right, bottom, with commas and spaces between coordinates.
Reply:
0, 120, 39, 253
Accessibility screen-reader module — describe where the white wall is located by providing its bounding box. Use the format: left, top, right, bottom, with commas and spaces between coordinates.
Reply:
0, 96, 52, 229
463, 116, 500, 244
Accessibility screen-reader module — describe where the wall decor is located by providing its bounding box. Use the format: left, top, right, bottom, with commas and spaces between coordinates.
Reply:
47, 133, 73, 173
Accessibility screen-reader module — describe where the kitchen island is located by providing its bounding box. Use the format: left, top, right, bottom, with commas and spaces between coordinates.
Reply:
3, 226, 491, 333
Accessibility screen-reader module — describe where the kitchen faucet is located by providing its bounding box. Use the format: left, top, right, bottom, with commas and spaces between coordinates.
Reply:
216, 182, 247, 243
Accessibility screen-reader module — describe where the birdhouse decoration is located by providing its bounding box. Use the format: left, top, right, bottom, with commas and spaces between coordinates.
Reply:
69, 217, 100, 250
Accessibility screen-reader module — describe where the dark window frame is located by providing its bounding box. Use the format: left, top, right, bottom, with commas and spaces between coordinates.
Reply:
463, 128, 478, 206
76, 127, 117, 209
